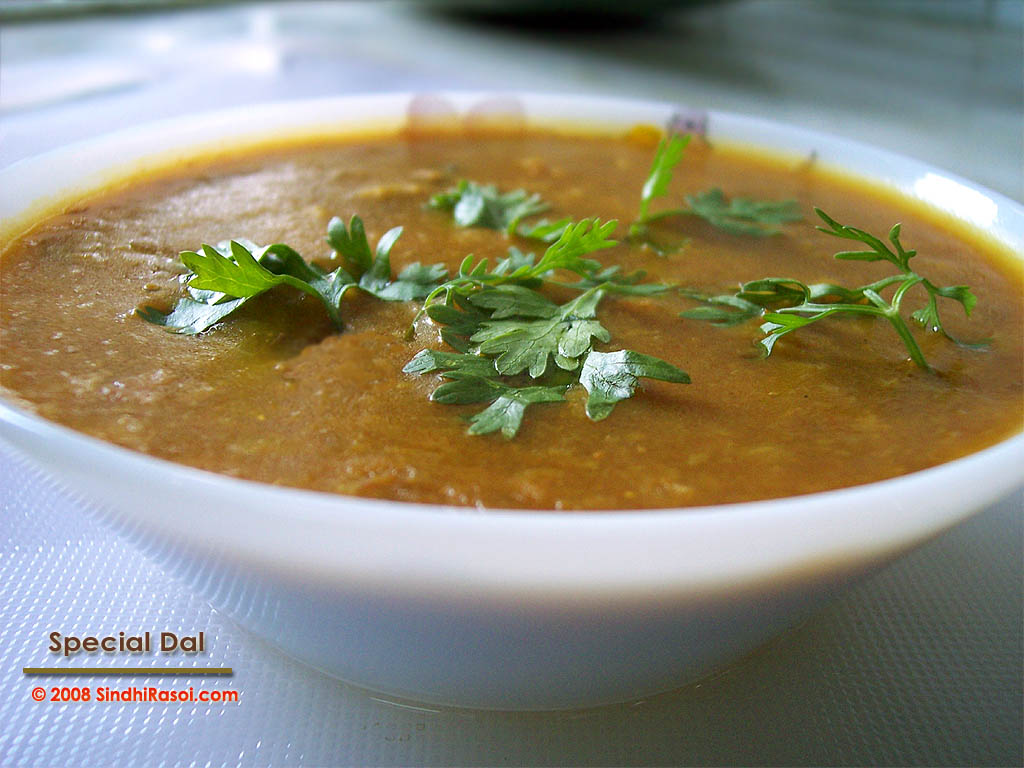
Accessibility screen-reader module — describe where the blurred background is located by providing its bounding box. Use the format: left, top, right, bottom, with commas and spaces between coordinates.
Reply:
1, 2, 1021, 766
1, 0, 1022, 199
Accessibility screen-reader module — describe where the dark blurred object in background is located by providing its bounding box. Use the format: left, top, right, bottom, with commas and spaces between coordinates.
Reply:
0, 0, 709, 24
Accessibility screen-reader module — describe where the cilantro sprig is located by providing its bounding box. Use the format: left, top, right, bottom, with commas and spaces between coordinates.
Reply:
416, 217, 618, 315
406, 282, 688, 437
628, 133, 801, 251
429, 179, 570, 241
681, 208, 986, 370
580, 349, 690, 420
139, 217, 448, 334
403, 350, 568, 438
405, 218, 689, 437
326, 216, 448, 301
137, 239, 355, 333
140, 209, 687, 439
682, 188, 802, 237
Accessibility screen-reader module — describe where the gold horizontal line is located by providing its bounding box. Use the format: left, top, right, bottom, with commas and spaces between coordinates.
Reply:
23, 667, 232, 676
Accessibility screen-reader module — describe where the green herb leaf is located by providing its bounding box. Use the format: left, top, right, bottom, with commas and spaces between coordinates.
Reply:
470, 288, 610, 376
402, 349, 499, 378
404, 349, 566, 439
558, 265, 672, 296
637, 134, 691, 225
430, 375, 505, 404
628, 133, 692, 253
425, 293, 491, 353
678, 290, 763, 326
580, 349, 690, 420
681, 209, 988, 369
530, 218, 618, 277
182, 241, 293, 297
139, 240, 356, 333
685, 188, 801, 237
466, 285, 560, 319
758, 311, 819, 354
515, 217, 572, 242
814, 207, 915, 270
630, 135, 800, 248
466, 385, 568, 439
415, 218, 619, 326
326, 215, 374, 277
429, 180, 550, 235
409, 247, 688, 437
911, 280, 988, 349
492, 246, 538, 277
142, 217, 448, 335
135, 292, 249, 335
328, 216, 448, 301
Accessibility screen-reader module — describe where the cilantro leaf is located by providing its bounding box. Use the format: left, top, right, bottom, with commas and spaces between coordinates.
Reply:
469, 288, 610, 376
409, 266, 688, 436
429, 180, 550, 235
580, 349, 690, 420
637, 134, 691, 225
466, 385, 567, 438
141, 217, 447, 335
327, 216, 448, 301
140, 240, 356, 332
135, 291, 249, 335
426, 375, 566, 439
531, 218, 617, 277
414, 218, 620, 328
629, 134, 800, 248
492, 246, 538, 277
628, 133, 691, 254
678, 290, 763, 326
515, 217, 572, 242
685, 188, 802, 237
403, 349, 566, 439
681, 209, 988, 370
466, 285, 560, 319
402, 349, 499, 378
326, 215, 374, 276
425, 293, 491, 353
910, 281, 987, 349
181, 241, 304, 298
379, 262, 450, 300
758, 312, 819, 355
560, 265, 672, 296
813, 207, 916, 269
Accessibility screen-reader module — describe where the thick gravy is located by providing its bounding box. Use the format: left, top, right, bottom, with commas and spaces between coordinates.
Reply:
1, 131, 1021, 509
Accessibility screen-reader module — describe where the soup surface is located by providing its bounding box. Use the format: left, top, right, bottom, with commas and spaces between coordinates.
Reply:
1, 129, 1021, 509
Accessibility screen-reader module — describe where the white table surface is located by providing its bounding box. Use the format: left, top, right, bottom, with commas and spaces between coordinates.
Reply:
1, 1, 1021, 765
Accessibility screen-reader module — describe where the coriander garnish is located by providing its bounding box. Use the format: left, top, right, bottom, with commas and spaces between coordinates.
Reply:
407, 284, 688, 438
138, 217, 449, 334
629, 133, 692, 254
428, 179, 570, 241
681, 208, 987, 369
137, 239, 356, 333
139, 213, 688, 439
403, 350, 568, 439
580, 349, 690, 420
629, 133, 801, 251
326, 215, 449, 301
406, 218, 689, 437
682, 188, 801, 237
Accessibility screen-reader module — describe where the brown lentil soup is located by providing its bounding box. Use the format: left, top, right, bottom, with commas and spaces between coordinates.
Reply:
1, 130, 1021, 509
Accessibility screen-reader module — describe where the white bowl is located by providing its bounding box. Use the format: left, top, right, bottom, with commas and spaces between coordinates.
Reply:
1, 93, 1022, 710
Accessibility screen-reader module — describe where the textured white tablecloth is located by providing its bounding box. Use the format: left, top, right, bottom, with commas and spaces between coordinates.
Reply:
2, 444, 1020, 766
1, 2, 1021, 765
